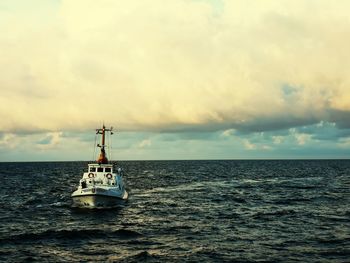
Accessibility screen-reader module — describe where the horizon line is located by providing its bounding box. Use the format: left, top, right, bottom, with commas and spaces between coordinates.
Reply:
1, 158, 349, 163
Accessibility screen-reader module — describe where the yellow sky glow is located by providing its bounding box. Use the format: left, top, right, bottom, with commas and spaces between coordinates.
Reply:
0, 0, 349, 133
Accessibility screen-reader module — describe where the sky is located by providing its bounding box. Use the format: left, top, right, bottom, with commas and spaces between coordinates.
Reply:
0, 0, 350, 161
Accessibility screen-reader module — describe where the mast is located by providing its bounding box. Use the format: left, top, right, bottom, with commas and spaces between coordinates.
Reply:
96, 125, 113, 164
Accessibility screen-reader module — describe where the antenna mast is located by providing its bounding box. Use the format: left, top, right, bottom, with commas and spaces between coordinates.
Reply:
96, 125, 113, 164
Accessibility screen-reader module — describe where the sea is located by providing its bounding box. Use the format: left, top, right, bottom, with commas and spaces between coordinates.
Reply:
0, 160, 349, 262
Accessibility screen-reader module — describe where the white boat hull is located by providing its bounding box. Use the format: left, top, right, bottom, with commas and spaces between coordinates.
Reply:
72, 187, 128, 208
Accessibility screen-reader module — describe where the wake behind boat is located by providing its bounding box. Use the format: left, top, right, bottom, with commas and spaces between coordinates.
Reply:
71, 125, 128, 208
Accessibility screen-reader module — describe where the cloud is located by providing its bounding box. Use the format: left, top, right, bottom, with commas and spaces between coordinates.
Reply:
221, 129, 235, 137
272, 136, 284, 145
295, 133, 311, 146
338, 138, 350, 149
138, 139, 151, 148
36, 132, 63, 150
243, 139, 256, 150
0, 133, 18, 149
0, 122, 349, 161
0, 0, 350, 135
296, 121, 350, 141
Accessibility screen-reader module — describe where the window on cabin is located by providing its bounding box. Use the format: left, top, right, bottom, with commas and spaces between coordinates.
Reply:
97, 167, 103, 172
90, 167, 96, 172
105, 168, 111, 172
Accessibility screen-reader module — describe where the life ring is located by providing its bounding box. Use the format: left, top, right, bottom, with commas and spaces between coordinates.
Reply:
106, 173, 113, 179
88, 173, 94, 178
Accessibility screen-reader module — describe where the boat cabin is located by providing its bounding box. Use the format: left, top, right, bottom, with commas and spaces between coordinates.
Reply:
81, 163, 121, 188
88, 164, 114, 174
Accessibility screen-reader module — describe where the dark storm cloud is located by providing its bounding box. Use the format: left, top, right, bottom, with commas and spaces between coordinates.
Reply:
298, 122, 350, 141
328, 109, 350, 129
231, 117, 318, 134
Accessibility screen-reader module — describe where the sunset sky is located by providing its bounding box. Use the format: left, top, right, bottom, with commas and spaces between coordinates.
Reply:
1, 0, 350, 161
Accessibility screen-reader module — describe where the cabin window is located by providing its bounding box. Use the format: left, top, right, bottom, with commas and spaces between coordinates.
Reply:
97, 167, 104, 172
105, 168, 111, 172
90, 167, 96, 172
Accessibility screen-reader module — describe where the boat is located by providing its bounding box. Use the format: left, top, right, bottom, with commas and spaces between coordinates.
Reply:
71, 125, 128, 208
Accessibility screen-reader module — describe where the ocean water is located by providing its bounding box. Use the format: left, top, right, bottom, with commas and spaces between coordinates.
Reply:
0, 160, 349, 262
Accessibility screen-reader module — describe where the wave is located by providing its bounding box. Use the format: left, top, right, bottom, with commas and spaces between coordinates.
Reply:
253, 209, 297, 219
1, 228, 142, 243
116, 251, 163, 263
274, 198, 312, 205
315, 237, 350, 245
1, 160, 349, 262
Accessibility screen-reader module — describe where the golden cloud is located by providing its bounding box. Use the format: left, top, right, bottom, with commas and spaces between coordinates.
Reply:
0, 0, 349, 133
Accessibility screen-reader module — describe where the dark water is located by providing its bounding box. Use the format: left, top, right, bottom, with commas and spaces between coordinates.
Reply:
0, 160, 349, 262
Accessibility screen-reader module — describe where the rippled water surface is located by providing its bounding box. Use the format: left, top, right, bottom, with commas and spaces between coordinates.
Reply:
0, 160, 349, 262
